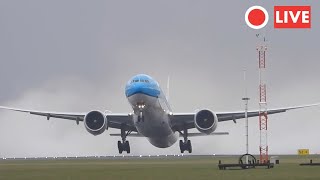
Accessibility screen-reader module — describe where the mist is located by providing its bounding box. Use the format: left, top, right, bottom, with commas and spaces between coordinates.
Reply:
0, 0, 319, 157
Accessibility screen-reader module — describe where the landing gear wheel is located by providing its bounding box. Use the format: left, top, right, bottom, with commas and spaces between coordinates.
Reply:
179, 140, 192, 153
179, 140, 184, 153
125, 141, 131, 154
118, 127, 132, 154
187, 140, 192, 153
179, 128, 192, 153
118, 141, 123, 154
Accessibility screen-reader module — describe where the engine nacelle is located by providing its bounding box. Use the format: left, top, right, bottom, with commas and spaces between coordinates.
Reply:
194, 109, 218, 134
84, 111, 107, 136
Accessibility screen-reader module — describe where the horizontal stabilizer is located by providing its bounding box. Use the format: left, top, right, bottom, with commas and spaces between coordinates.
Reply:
109, 133, 143, 137
110, 132, 229, 138
184, 132, 229, 137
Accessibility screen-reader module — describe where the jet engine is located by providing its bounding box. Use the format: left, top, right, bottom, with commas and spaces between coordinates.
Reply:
84, 111, 107, 136
194, 109, 218, 134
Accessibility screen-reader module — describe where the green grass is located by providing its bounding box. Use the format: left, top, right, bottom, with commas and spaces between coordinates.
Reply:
1, 155, 320, 180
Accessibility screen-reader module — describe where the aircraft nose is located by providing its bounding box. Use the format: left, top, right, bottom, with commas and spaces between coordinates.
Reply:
126, 83, 146, 97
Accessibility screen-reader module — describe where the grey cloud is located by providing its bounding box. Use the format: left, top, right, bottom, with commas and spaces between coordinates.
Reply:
0, 0, 319, 156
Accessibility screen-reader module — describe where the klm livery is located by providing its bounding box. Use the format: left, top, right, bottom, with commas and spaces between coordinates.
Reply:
0, 74, 318, 153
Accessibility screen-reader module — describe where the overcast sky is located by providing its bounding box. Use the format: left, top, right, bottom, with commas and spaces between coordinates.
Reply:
0, 0, 319, 157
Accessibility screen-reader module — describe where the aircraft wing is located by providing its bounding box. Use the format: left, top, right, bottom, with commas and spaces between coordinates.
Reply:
0, 106, 136, 131
170, 103, 320, 130
1, 103, 318, 132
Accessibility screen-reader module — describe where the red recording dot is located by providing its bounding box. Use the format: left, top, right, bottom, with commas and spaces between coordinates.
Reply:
248, 9, 266, 26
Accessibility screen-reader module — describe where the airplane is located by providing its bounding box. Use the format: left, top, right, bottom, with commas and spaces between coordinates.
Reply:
0, 74, 318, 154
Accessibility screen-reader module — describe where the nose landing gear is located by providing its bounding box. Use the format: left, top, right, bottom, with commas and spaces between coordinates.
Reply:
137, 111, 145, 122
136, 102, 145, 123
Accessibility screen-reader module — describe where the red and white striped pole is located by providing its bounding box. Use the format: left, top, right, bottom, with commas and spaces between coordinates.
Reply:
257, 44, 269, 163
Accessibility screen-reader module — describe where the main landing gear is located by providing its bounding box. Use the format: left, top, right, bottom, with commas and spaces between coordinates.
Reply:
118, 127, 132, 154
179, 128, 192, 153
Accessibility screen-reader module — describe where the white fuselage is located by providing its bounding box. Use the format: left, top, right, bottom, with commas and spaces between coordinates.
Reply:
127, 93, 179, 148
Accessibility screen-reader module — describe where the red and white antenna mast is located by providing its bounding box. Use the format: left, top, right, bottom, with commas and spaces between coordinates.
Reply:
257, 36, 268, 163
